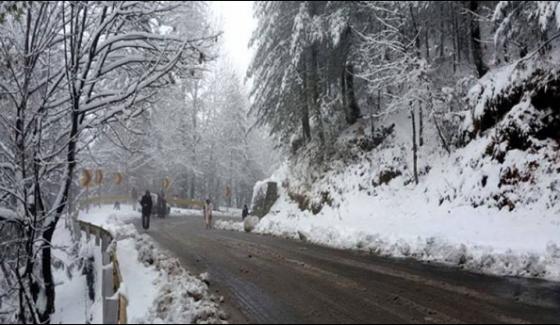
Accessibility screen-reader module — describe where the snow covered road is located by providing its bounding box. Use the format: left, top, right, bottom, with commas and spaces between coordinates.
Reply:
135, 213, 560, 324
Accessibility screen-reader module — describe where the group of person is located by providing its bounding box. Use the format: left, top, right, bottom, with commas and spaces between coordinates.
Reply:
132, 187, 251, 231
133, 189, 168, 229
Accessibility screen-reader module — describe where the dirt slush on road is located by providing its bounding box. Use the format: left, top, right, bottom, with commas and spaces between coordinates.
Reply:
135, 212, 560, 324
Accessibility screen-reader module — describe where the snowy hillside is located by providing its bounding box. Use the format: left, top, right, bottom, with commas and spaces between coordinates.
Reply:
219, 52, 560, 281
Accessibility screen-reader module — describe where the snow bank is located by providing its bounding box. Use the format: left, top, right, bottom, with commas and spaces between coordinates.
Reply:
78, 205, 227, 324
215, 219, 244, 232
215, 216, 259, 233
253, 191, 560, 280
256, 131, 559, 280
118, 233, 226, 323
171, 207, 243, 220
78, 204, 139, 237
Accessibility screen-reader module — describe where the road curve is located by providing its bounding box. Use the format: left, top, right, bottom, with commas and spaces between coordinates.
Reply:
135, 213, 560, 324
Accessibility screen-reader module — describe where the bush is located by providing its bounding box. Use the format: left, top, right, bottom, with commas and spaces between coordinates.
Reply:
374, 168, 402, 186
288, 191, 309, 211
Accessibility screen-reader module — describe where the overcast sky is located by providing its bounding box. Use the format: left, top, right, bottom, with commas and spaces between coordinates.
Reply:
211, 1, 256, 76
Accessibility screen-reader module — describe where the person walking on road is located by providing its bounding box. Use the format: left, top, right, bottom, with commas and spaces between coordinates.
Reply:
140, 190, 153, 230
157, 190, 166, 218
203, 198, 214, 229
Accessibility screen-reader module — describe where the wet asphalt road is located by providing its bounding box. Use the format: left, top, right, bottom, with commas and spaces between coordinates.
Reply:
135, 213, 560, 324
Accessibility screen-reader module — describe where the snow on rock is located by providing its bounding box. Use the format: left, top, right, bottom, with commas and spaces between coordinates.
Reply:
251, 180, 269, 207
243, 216, 260, 233
250, 181, 279, 218
78, 205, 227, 324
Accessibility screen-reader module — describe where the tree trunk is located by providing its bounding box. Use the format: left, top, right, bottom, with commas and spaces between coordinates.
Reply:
341, 63, 347, 114
301, 66, 311, 141
456, 10, 462, 63
469, 1, 488, 77
41, 230, 55, 320
190, 173, 196, 198
419, 102, 424, 147
339, 26, 361, 125
375, 89, 381, 134
228, 150, 233, 208
190, 80, 199, 198
409, 4, 421, 56
452, 4, 459, 73
424, 26, 430, 61
439, 5, 445, 58
410, 103, 419, 185
344, 64, 361, 125
37, 11, 87, 319
306, 44, 324, 144
307, 2, 324, 145
433, 114, 451, 154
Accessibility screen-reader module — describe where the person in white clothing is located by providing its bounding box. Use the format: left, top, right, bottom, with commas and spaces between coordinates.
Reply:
203, 198, 214, 229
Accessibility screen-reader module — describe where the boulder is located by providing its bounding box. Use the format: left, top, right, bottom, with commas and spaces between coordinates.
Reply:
250, 181, 279, 218
243, 216, 260, 233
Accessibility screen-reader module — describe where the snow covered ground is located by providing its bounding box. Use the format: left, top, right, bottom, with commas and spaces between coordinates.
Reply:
54, 205, 228, 324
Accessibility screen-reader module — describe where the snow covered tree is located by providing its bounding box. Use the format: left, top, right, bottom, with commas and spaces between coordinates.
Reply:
493, 1, 560, 62
248, 1, 368, 148
246, 1, 508, 184
248, 2, 309, 144
0, 1, 216, 322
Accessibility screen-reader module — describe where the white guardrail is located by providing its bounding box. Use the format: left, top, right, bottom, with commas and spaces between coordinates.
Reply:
73, 218, 128, 324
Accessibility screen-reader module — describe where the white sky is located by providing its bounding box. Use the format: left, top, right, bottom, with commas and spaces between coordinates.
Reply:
211, 1, 256, 76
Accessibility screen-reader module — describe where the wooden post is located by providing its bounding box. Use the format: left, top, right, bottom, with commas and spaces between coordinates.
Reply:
118, 295, 128, 324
